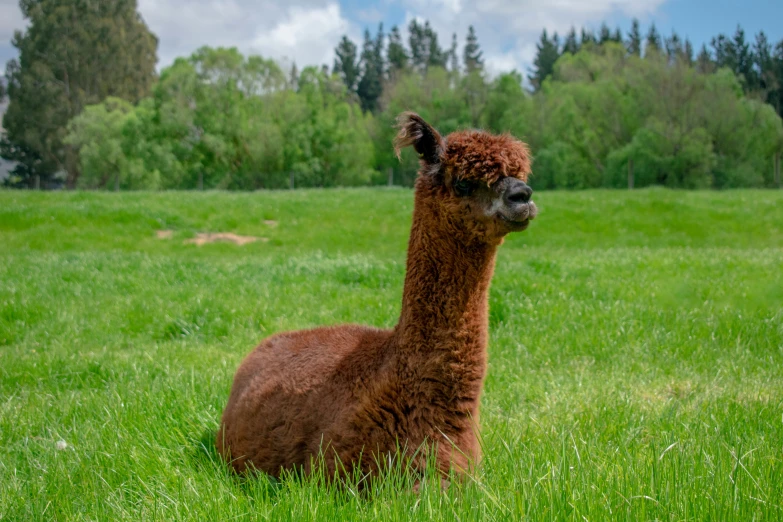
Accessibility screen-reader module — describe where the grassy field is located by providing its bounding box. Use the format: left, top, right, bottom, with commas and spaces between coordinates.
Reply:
1, 188, 782, 521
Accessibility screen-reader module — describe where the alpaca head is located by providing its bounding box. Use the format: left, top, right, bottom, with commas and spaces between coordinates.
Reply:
395, 112, 537, 242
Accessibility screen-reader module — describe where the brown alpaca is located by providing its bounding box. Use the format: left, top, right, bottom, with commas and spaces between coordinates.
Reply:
217, 112, 537, 484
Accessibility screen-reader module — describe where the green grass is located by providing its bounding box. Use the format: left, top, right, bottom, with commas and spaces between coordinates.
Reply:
1, 187, 782, 521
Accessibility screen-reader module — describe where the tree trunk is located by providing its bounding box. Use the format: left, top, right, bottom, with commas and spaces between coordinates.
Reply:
34, 175, 40, 190
775, 152, 781, 188
388, 168, 393, 187
115, 172, 120, 192
198, 171, 204, 191
628, 158, 634, 190
289, 172, 295, 190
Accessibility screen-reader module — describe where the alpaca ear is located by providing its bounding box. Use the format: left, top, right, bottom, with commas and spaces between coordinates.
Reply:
394, 112, 445, 167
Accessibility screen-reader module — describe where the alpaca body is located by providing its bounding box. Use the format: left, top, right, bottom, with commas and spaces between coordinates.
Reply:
218, 322, 482, 478
218, 112, 536, 481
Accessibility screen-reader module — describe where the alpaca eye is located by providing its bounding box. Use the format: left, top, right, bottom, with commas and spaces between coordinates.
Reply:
454, 179, 474, 196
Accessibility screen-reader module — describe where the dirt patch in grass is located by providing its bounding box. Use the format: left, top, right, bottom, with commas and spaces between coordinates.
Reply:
263, 220, 278, 228
185, 232, 268, 246
156, 230, 174, 240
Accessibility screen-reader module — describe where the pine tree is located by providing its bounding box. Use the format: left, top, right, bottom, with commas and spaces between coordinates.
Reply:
387, 25, 409, 77
581, 28, 596, 47
289, 62, 299, 91
627, 19, 642, 56
357, 27, 383, 112
712, 27, 756, 91
599, 23, 612, 44
773, 40, 783, 116
645, 23, 662, 57
529, 29, 560, 91
1, 0, 157, 186
463, 25, 484, 73
696, 44, 714, 74
665, 32, 683, 62
612, 28, 623, 43
733, 27, 755, 89
753, 32, 778, 108
563, 27, 580, 55
684, 39, 695, 65
449, 33, 460, 74
408, 20, 427, 72
424, 22, 447, 69
374, 23, 386, 83
333, 35, 359, 91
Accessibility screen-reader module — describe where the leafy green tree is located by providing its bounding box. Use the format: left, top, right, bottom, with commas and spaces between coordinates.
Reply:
2, 0, 157, 187
482, 72, 527, 133
463, 25, 484, 73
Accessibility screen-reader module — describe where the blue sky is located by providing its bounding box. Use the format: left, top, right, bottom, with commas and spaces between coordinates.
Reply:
1, 0, 782, 77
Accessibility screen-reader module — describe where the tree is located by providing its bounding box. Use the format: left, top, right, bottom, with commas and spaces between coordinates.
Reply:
333, 36, 360, 92
581, 28, 596, 47
665, 32, 683, 63
529, 30, 560, 91
599, 23, 612, 44
357, 26, 384, 112
645, 24, 662, 57
696, 45, 714, 74
684, 39, 695, 65
387, 25, 409, 77
563, 27, 580, 55
408, 20, 428, 72
407, 20, 446, 73
1, 0, 157, 187
425, 22, 447, 69
627, 19, 642, 56
449, 33, 459, 74
712, 27, 755, 90
463, 25, 484, 73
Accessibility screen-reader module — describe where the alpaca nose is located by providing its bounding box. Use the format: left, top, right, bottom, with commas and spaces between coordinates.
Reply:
504, 180, 533, 206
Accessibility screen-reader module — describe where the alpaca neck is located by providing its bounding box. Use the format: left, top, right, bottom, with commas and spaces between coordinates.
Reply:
394, 188, 499, 363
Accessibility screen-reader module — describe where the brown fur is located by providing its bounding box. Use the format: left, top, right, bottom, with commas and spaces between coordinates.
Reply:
217, 112, 535, 483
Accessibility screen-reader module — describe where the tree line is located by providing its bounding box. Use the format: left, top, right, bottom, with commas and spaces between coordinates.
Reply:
1, 0, 782, 190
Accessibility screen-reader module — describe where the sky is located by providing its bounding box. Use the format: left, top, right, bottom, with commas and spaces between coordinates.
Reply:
1, 0, 783, 78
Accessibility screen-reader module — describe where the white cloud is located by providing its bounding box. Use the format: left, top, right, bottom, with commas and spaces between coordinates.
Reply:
137, 0, 358, 69
0, 1, 26, 70
253, 4, 351, 66
399, 0, 668, 76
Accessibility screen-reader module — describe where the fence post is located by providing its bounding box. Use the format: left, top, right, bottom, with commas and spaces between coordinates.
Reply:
289, 171, 295, 190
34, 175, 40, 190
775, 152, 781, 188
387, 168, 393, 187
628, 158, 634, 190
198, 171, 203, 191
114, 172, 120, 192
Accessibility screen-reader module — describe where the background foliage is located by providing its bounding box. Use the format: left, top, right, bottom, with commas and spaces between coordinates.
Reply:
2, 2, 783, 189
